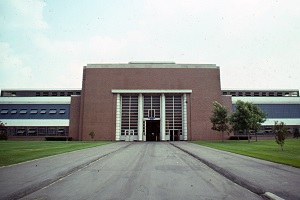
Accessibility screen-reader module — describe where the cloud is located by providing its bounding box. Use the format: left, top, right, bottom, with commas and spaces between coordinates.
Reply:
0, 0, 299, 90
0, 0, 48, 30
0, 42, 33, 88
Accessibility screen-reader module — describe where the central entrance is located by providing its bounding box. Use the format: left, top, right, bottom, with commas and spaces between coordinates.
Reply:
146, 120, 160, 141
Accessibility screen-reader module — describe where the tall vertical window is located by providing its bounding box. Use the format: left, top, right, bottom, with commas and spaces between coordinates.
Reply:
165, 95, 182, 136
121, 95, 138, 136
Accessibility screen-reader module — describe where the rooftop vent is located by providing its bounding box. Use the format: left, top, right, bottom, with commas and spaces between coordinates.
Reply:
128, 61, 175, 64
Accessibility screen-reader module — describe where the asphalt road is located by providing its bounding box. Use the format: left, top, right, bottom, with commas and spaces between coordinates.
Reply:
18, 143, 262, 200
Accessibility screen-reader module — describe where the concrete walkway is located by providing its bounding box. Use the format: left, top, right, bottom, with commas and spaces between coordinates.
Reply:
0, 142, 131, 200
171, 142, 300, 200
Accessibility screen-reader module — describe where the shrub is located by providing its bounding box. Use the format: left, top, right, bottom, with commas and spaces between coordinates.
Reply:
45, 137, 72, 141
0, 132, 8, 140
229, 136, 250, 140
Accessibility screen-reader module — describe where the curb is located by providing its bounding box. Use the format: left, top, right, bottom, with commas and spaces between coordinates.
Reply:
263, 192, 285, 200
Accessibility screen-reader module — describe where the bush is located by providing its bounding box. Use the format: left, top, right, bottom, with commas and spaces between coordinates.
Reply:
0, 132, 8, 140
229, 136, 250, 140
45, 137, 72, 141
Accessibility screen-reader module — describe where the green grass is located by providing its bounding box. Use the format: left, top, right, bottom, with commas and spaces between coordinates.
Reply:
192, 139, 300, 168
0, 141, 112, 167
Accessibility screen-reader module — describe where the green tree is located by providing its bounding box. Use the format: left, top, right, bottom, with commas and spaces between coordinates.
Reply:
273, 121, 288, 151
89, 131, 95, 141
230, 100, 266, 143
210, 101, 231, 142
0, 121, 7, 140
293, 128, 300, 139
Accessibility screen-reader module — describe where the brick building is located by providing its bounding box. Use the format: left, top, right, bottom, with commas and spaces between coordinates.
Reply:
69, 62, 232, 141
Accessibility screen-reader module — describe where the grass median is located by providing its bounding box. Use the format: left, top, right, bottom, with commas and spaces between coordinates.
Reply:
0, 141, 112, 167
191, 139, 300, 168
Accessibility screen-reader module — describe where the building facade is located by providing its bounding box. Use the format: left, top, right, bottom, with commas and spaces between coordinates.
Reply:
1, 63, 299, 141
69, 63, 232, 141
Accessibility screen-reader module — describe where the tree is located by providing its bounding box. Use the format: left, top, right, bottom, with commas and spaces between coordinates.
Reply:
293, 128, 299, 139
89, 131, 95, 141
210, 101, 231, 142
0, 121, 7, 140
230, 100, 266, 143
273, 121, 288, 151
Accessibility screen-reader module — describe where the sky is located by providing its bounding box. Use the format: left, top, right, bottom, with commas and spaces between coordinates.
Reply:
0, 0, 300, 90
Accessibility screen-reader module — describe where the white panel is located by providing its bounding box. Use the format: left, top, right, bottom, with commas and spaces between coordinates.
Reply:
0, 97, 71, 104
182, 94, 188, 140
115, 94, 121, 141
112, 89, 192, 94
138, 94, 143, 141
232, 97, 300, 104
160, 94, 166, 141
263, 118, 300, 126
1, 119, 69, 126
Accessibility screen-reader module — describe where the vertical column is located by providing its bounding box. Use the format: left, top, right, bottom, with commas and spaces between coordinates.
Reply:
138, 93, 143, 141
160, 93, 166, 141
115, 94, 121, 141
183, 94, 188, 140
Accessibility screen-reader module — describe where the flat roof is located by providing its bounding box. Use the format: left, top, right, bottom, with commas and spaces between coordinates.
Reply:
85, 63, 218, 69
1, 88, 81, 91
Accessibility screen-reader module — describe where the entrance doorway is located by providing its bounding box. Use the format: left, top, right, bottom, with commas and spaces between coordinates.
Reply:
170, 130, 180, 141
146, 120, 160, 141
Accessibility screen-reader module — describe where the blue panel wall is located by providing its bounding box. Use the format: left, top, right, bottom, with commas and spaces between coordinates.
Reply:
232, 104, 300, 118
0, 104, 70, 119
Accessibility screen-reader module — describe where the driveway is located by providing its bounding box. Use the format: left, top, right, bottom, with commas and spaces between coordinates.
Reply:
0, 142, 264, 200
171, 142, 300, 200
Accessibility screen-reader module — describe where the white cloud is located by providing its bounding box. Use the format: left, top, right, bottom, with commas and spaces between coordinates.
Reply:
0, 0, 299, 90
0, 0, 48, 30
0, 42, 33, 88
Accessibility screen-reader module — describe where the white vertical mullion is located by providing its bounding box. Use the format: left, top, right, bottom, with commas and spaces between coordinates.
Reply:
183, 94, 188, 140
129, 96, 131, 130
160, 93, 166, 141
115, 94, 121, 141
138, 93, 143, 141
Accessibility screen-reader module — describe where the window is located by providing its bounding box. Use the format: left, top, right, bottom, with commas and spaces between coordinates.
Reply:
230, 92, 236, 96
51, 92, 57, 96
262, 92, 267, 96
30, 109, 38, 114
49, 109, 57, 114
254, 92, 260, 96
28, 128, 37, 135
269, 92, 275, 96
75, 91, 81, 95
238, 92, 243, 96
1, 109, 8, 114
67, 92, 73, 96
148, 109, 155, 118
59, 109, 66, 114
20, 109, 27, 114
42, 92, 49, 96
11, 109, 17, 114
36, 92, 41, 96
222, 92, 228, 95
40, 109, 47, 114
245, 92, 251, 96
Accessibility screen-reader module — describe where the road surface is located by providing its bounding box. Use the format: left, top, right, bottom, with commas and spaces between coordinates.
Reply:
16, 142, 262, 200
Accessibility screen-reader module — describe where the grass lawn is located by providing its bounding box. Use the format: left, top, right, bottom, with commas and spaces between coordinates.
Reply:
0, 141, 112, 167
192, 139, 300, 168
